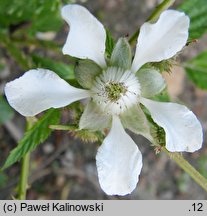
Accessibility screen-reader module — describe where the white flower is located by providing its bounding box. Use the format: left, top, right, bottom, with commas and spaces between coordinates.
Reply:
4, 4, 203, 196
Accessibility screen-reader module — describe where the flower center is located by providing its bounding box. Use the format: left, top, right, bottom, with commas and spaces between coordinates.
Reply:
91, 67, 141, 115
105, 82, 127, 101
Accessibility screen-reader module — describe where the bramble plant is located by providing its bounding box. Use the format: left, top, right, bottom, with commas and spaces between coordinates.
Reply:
0, 0, 207, 198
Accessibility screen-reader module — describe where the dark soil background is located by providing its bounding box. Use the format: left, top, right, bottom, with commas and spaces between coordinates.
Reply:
0, 0, 207, 199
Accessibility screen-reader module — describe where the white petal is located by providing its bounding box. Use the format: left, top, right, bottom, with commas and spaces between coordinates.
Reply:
131, 10, 190, 73
140, 98, 203, 152
5, 69, 90, 116
96, 116, 142, 195
61, 4, 106, 67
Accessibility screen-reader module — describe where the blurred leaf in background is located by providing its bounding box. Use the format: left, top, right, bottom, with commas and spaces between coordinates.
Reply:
184, 51, 207, 89
198, 154, 207, 178
0, 0, 64, 35
2, 109, 60, 170
32, 55, 75, 81
179, 0, 207, 39
0, 173, 8, 188
0, 96, 14, 125
178, 0, 207, 90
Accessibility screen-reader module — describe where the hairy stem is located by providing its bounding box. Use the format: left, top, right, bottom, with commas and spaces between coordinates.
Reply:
129, 0, 175, 45
163, 147, 207, 192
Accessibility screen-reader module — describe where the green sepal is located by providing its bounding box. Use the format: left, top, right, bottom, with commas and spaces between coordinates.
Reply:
120, 104, 152, 141
74, 59, 102, 89
110, 37, 132, 70
144, 112, 166, 147
50, 123, 104, 143
79, 100, 111, 131
136, 68, 166, 98
147, 59, 173, 73
70, 129, 104, 143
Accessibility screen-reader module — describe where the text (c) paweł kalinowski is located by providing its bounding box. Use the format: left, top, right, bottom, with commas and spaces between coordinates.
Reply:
20, 202, 103, 212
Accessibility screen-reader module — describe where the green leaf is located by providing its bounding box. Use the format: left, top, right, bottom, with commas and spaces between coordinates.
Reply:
105, 29, 115, 58
32, 54, 74, 80
178, 0, 207, 39
0, 96, 14, 125
184, 51, 207, 89
1, 109, 60, 170
74, 59, 102, 89
110, 37, 132, 70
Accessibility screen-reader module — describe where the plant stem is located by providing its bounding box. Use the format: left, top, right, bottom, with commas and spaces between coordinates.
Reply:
129, 0, 175, 45
17, 152, 30, 200
17, 117, 36, 200
163, 147, 207, 192
146, 0, 175, 22
49, 124, 77, 131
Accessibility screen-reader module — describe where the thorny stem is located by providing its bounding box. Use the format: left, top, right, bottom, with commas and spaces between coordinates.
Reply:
163, 147, 207, 192
129, 0, 175, 45
17, 117, 36, 200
